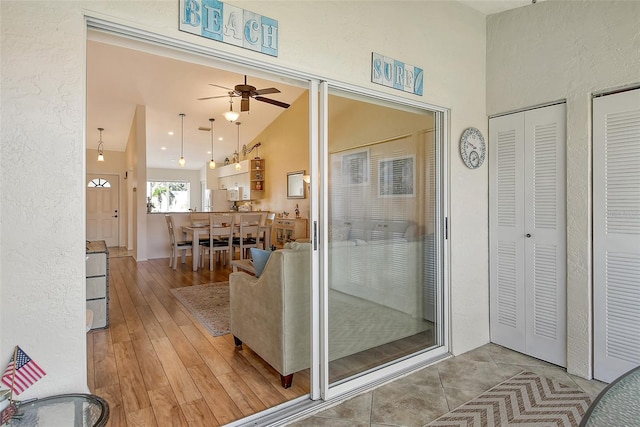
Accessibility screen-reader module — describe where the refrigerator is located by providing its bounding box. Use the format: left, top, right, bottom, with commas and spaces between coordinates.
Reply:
204, 189, 233, 212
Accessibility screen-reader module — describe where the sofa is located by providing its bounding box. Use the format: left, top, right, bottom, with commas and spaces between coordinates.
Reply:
229, 241, 431, 388
329, 219, 424, 317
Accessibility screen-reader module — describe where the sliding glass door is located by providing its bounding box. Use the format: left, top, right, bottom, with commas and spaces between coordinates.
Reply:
319, 85, 447, 395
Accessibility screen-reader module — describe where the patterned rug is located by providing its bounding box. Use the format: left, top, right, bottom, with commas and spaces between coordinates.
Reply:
427, 371, 592, 427
170, 282, 229, 337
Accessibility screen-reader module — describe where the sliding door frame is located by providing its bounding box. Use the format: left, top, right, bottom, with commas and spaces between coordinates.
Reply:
87, 14, 450, 422
318, 80, 451, 400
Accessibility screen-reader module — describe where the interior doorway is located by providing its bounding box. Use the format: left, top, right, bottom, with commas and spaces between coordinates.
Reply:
86, 173, 120, 247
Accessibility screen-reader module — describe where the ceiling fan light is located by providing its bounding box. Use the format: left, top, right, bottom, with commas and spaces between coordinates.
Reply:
224, 110, 239, 122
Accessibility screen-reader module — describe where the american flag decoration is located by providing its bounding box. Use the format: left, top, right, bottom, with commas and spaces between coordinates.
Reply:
1, 346, 46, 395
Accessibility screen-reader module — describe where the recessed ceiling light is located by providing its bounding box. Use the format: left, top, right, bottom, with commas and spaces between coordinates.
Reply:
161, 146, 167, 150
168, 131, 174, 136
207, 151, 212, 154
218, 137, 223, 141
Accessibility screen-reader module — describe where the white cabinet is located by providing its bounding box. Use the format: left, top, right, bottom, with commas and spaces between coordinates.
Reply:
273, 218, 308, 248
212, 159, 262, 200
86, 240, 109, 330
489, 103, 566, 367
593, 88, 640, 382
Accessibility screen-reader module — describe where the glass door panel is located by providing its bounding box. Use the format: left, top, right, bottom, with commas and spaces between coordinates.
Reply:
325, 88, 442, 386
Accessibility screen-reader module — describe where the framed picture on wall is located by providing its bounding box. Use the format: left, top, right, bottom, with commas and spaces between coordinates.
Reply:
378, 155, 415, 197
341, 148, 369, 186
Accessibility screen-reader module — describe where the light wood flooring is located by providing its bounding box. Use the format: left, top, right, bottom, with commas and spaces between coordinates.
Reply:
87, 255, 309, 426
89, 254, 437, 426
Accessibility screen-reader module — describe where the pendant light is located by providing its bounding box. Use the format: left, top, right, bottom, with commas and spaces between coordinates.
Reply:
97, 127, 105, 162
178, 113, 186, 167
208, 118, 216, 170
223, 95, 240, 122
235, 121, 242, 170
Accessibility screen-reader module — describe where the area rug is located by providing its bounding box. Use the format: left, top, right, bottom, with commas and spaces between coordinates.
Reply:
427, 371, 591, 427
170, 282, 229, 337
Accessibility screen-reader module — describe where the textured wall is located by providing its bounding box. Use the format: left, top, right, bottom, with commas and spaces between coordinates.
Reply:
0, 2, 88, 396
487, 0, 640, 378
1, 0, 487, 396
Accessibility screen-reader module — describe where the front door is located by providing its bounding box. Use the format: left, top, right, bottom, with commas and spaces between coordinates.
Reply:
87, 174, 119, 247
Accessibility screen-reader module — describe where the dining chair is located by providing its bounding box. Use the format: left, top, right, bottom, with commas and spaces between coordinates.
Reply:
232, 213, 262, 260
261, 212, 276, 249
200, 215, 235, 270
165, 215, 193, 269
189, 212, 209, 226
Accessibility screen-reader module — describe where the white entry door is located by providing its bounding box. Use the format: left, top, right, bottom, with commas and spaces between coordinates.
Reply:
87, 174, 119, 247
593, 88, 640, 383
489, 103, 567, 367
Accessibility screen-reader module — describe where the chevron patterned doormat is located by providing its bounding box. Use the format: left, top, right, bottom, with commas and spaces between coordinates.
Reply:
427, 371, 591, 427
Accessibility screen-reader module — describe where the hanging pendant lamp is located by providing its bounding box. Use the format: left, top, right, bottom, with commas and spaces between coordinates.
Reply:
235, 121, 242, 170
178, 113, 186, 167
97, 128, 105, 162
224, 95, 240, 122
208, 118, 216, 170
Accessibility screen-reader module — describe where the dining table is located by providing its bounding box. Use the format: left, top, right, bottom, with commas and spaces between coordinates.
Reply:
181, 224, 210, 271
181, 217, 271, 271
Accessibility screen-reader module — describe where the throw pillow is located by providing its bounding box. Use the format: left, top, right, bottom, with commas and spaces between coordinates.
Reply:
250, 248, 272, 277
329, 225, 350, 241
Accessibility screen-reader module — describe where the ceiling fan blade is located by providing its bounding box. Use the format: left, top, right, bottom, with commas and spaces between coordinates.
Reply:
208, 83, 234, 91
254, 87, 280, 96
197, 94, 231, 100
254, 96, 290, 109
241, 98, 250, 112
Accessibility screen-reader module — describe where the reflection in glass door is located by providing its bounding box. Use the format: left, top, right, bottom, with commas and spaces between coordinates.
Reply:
324, 88, 443, 388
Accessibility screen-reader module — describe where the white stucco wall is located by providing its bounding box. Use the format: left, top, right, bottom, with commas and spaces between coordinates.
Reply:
1, 0, 487, 396
487, 0, 640, 378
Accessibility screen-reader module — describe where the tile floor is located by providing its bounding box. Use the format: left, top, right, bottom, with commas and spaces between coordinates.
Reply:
288, 343, 607, 427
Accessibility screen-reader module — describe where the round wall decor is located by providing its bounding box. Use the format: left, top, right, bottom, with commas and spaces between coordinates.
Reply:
460, 127, 486, 169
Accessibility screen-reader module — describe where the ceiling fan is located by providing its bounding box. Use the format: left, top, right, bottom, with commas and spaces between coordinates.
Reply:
197, 75, 290, 112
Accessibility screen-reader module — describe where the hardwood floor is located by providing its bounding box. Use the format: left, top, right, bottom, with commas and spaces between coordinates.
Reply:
88, 255, 309, 426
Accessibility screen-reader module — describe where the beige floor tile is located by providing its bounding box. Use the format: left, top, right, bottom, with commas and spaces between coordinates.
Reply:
485, 343, 551, 367
314, 392, 372, 424
569, 374, 608, 397
371, 382, 449, 427
288, 415, 369, 426
442, 386, 486, 411
497, 363, 580, 388
393, 364, 443, 388
437, 358, 508, 391
289, 345, 600, 427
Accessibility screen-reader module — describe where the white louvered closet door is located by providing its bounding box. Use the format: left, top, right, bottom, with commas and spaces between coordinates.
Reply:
490, 103, 566, 367
489, 112, 526, 354
523, 104, 566, 367
594, 88, 640, 383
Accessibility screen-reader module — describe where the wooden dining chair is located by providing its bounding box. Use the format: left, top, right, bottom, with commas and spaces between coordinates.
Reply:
232, 213, 262, 260
200, 215, 235, 269
261, 212, 276, 249
165, 215, 193, 269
